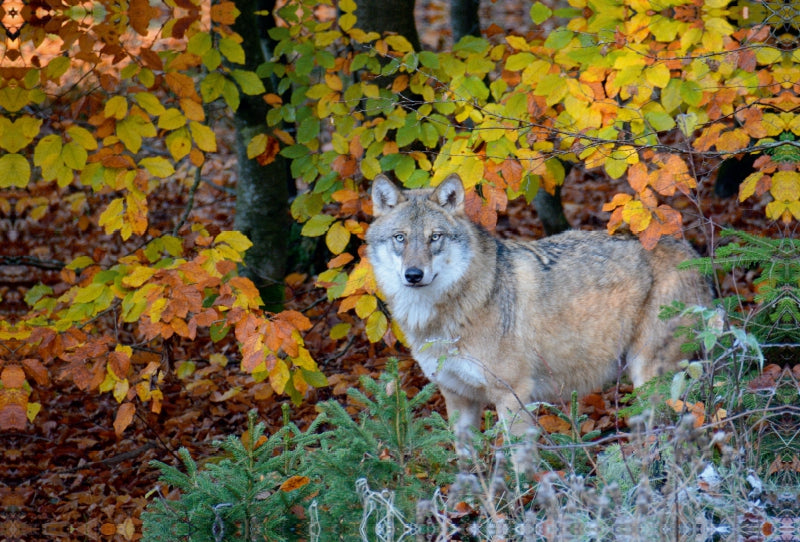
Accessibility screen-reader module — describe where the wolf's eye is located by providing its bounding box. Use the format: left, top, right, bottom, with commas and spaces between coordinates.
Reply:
430, 233, 442, 242
393, 234, 405, 243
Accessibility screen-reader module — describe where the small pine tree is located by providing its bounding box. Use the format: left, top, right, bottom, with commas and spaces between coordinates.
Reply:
141, 407, 323, 541
309, 359, 456, 535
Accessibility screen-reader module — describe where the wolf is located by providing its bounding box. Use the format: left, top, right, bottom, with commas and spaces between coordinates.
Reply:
366, 173, 713, 435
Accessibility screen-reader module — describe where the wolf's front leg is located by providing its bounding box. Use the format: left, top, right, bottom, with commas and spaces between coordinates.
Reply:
441, 389, 484, 453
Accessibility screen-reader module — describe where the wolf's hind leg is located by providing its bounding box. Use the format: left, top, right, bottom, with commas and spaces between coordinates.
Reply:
495, 395, 534, 437
627, 320, 686, 387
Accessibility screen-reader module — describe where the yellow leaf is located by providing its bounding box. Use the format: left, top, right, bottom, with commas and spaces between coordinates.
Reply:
355, 294, 377, 319
269, 359, 290, 394
66, 125, 98, 150
716, 129, 750, 153
505, 35, 530, 51
385, 35, 413, 53
366, 311, 388, 343
770, 171, 800, 202
122, 266, 157, 288
247, 133, 268, 159
602, 192, 632, 212
325, 221, 350, 254
214, 230, 253, 253
189, 121, 217, 152
738, 171, 765, 202
644, 63, 671, 88
113, 378, 130, 403
158, 108, 187, 130
291, 347, 318, 371
27, 402, 41, 423
339, 12, 356, 32
621, 200, 652, 233
104, 95, 128, 120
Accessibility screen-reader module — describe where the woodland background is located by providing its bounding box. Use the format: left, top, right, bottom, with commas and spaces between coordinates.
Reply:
0, 0, 799, 539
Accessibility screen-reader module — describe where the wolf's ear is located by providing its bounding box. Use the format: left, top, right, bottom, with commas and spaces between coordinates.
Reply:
432, 174, 465, 213
372, 175, 404, 216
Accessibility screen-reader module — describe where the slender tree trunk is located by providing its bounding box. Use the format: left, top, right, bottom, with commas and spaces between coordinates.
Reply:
355, 0, 421, 51
450, 0, 481, 42
232, 0, 289, 312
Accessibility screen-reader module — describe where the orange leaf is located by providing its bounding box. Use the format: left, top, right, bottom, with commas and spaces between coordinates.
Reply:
280, 475, 310, 492
537, 414, 571, 434
165, 72, 200, 100
114, 402, 136, 436
129, 0, 159, 36
278, 310, 312, 332
602, 192, 632, 212
627, 162, 650, 193
210, 1, 238, 24
1, 366, 25, 388
22, 359, 49, 386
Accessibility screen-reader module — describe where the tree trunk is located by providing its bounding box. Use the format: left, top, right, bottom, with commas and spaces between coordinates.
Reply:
232, 0, 290, 312
355, 0, 421, 51
534, 184, 570, 236
450, 0, 481, 42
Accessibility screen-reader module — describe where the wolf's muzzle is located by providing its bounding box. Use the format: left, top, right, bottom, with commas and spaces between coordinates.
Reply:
404, 267, 424, 284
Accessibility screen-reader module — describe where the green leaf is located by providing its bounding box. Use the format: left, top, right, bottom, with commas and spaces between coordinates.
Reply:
176, 361, 196, 379
301, 368, 328, 388
300, 214, 335, 237
24, 284, 53, 306
680, 80, 703, 107
645, 110, 676, 132
134, 92, 167, 116
506, 52, 535, 71
231, 70, 266, 95
544, 29, 573, 49
66, 125, 98, 150
187, 32, 212, 56
0, 153, 31, 188
46, 56, 71, 79
222, 78, 240, 111
74, 283, 106, 303
210, 322, 230, 342
530, 2, 553, 24
219, 37, 245, 64
33, 134, 62, 168
61, 142, 88, 170
296, 117, 320, 144
200, 72, 225, 103
660, 78, 682, 113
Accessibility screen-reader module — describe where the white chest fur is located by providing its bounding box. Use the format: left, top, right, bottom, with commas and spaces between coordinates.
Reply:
413, 343, 487, 396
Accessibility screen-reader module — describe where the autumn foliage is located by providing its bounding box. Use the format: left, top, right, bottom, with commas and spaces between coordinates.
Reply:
0, 0, 329, 436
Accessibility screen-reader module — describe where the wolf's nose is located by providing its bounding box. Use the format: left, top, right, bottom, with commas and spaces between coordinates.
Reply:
404, 267, 424, 284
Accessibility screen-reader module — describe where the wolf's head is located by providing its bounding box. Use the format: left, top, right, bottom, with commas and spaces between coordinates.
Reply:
366, 174, 473, 306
